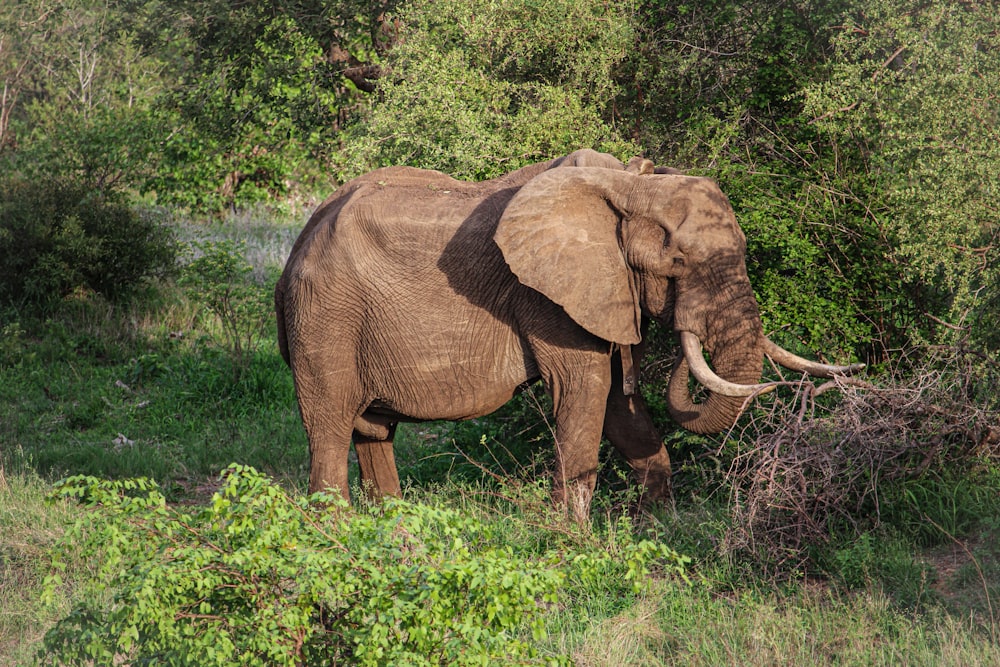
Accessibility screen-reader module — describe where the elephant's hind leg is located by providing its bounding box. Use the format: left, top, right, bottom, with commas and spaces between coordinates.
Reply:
290, 355, 359, 498
303, 418, 354, 499
354, 434, 402, 501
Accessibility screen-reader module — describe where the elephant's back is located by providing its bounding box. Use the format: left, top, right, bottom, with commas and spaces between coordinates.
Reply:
281, 168, 522, 315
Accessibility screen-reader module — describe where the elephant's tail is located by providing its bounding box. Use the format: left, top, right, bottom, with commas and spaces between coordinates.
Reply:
274, 280, 291, 367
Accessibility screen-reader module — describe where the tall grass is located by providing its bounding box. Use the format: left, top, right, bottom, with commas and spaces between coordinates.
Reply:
0, 464, 82, 665
568, 586, 1000, 666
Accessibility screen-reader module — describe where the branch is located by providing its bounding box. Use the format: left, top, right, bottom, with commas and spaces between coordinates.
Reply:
872, 44, 907, 81
342, 65, 382, 93
925, 312, 968, 332
658, 39, 738, 57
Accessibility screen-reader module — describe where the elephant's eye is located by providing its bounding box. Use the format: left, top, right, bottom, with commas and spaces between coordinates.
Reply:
673, 256, 685, 267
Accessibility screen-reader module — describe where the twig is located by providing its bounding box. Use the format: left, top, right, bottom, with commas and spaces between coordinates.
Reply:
659, 39, 738, 57
873, 44, 907, 81
925, 312, 969, 331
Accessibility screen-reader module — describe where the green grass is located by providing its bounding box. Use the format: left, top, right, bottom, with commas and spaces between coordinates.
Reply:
0, 465, 81, 665
0, 316, 308, 495
565, 584, 1000, 666
2, 212, 1000, 664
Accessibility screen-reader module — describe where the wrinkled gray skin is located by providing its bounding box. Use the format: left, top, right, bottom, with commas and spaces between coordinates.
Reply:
275, 149, 763, 519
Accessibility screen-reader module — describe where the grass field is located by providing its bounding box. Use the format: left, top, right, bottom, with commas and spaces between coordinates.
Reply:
2, 211, 999, 665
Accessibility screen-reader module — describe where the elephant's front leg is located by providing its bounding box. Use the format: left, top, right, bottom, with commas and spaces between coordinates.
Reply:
603, 389, 673, 503
603, 347, 673, 503
543, 350, 614, 522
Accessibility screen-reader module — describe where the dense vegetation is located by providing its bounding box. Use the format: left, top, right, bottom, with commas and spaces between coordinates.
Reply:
2, 0, 999, 663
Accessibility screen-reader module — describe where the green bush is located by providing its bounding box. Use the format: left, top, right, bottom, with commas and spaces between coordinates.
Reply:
40, 466, 562, 665
40, 465, 688, 666
624, 0, 1000, 356
179, 240, 273, 375
800, 0, 1000, 350
0, 178, 177, 308
342, 0, 637, 179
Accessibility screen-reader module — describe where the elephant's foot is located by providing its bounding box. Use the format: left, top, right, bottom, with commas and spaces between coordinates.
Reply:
552, 474, 597, 523
355, 436, 402, 501
309, 445, 351, 500
627, 451, 673, 505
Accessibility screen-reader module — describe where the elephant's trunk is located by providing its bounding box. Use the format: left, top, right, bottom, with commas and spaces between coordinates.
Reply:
666, 281, 764, 434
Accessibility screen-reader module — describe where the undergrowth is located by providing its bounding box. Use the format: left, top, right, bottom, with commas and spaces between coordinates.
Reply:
717, 345, 1000, 579
38, 465, 687, 666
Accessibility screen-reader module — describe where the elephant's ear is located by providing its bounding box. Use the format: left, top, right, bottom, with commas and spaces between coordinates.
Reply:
495, 167, 641, 345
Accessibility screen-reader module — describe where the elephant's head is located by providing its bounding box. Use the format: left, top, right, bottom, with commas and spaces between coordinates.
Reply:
495, 164, 859, 434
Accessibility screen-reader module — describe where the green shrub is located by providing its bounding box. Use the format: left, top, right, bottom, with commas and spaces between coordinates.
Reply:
179, 240, 273, 375
0, 319, 30, 368
40, 466, 565, 666
801, 0, 1000, 350
40, 465, 689, 666
0, 178, 177, 308
342, 0, 636, 180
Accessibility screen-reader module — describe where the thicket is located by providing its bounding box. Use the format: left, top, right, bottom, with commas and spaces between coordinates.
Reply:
339, 0, 638, 180
0, 178, 176, 307
621, 0, 1000, 358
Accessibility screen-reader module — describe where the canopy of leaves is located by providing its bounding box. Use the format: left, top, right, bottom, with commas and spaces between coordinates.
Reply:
341, 0, 638, 180
802, 0, 1000, 348
140, 0, 376, 209
623, 0, 1000, 358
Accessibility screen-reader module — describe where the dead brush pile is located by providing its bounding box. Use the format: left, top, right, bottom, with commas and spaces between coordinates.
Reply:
722, 346, 1000, 572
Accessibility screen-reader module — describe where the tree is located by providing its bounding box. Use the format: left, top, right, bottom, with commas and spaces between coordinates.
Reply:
0, 1, 51, 150
802, 0, 1000, 349
620, 0, 873, 359
340, 0, 638, 180
621, 0, 1000, 358
139, 0, 393, 210
1, 0, 167, 191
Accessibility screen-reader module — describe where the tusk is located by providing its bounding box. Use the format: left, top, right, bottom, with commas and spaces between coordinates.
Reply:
764, 337, 865, 378
679, 332, 775, 397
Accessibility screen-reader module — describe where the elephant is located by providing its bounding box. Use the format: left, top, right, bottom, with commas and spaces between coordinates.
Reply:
275, 149, 862, 520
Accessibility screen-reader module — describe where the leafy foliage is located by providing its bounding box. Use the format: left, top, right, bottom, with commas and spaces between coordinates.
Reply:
4, 0, 1000, 356
134, 0, 392, 210
0, 0, 169, 191
801, 0, 1000, 349
341, 0, 637, 179
40, 465, 687, 666
625, 0, 1000, 357
0, 178, 177, 307
180, 240, 273, 374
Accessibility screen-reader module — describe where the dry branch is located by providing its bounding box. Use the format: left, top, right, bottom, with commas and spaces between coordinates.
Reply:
721, 346, 1000, 574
